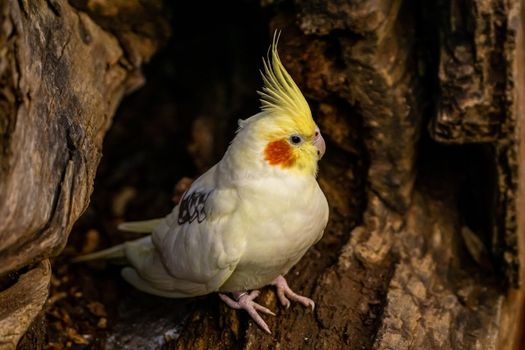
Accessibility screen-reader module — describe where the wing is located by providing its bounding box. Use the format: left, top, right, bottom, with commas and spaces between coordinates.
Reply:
149, 164, 244, 294
121, 236, 216, 298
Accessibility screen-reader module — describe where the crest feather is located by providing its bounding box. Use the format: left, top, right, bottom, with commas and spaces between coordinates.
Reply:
258, 32, 312, 125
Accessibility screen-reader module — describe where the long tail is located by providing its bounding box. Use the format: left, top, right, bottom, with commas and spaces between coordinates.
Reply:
71, 243, 126, 263
72, 218, 163, 263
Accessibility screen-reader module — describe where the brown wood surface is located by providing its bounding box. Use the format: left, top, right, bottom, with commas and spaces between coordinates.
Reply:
1, 0, 525, 349
0, 0, 168, 348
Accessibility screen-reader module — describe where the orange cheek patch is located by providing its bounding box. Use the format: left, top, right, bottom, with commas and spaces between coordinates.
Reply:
264, 139, 295, 167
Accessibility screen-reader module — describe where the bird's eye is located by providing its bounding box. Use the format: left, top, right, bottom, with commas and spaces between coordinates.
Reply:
289, 135, 303, 145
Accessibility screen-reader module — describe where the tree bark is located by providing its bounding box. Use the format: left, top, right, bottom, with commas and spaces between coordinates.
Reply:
0, 0, 168, 348
2, 0, 525, 349
172, 0, 525, 349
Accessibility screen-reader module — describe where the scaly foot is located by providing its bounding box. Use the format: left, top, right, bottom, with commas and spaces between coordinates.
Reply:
271, 275, 315, 310
219, 290, 276, 334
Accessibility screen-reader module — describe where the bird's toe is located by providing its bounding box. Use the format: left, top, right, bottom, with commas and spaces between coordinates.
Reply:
219, 291, 275, 334
272, 275, 315, 311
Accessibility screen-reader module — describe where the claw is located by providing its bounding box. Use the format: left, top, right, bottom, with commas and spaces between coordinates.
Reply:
219, 290, 275, 334
271, 275, 315, 311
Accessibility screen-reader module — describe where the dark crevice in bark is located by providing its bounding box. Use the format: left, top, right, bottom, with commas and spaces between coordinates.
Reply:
1, 0, 525, 348
44, 0, 61, 17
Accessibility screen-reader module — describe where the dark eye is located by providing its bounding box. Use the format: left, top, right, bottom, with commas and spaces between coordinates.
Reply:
289, 135, 302, 145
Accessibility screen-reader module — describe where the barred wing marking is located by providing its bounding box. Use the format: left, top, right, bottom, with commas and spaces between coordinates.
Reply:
177, 190, 213, 224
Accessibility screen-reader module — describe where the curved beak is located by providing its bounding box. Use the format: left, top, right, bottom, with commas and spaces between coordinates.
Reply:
312, 126, 326, 159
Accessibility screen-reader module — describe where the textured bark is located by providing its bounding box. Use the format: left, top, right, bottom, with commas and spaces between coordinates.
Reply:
169, 0, 525, 349
2, 0, 525, 349
0, 0, 168, 347
0, 261, 50, 349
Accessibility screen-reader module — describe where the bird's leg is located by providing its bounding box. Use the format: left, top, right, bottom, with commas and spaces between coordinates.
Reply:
218, 290, 275, 334
271, 275, 315, 310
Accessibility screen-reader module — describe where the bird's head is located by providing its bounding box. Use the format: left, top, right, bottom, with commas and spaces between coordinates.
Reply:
235, 33, 326, 177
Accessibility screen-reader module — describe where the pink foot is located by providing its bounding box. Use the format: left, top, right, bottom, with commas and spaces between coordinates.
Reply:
271, 275, 315, 310
219, 290, 276, 334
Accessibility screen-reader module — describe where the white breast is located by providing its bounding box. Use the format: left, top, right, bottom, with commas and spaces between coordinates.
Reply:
219, 174, 329, 292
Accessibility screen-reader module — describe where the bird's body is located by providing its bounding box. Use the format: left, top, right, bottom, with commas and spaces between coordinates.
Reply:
117, 157, 327, 297
214, 163, 328, 292
75, 33, 329, 333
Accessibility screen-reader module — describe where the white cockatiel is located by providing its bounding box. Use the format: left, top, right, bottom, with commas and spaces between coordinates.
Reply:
74, 33, 329, 333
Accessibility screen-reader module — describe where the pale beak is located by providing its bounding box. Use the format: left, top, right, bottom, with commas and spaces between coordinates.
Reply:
312, 126, 326, 159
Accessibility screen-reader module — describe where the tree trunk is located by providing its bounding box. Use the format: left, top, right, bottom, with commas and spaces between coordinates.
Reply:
0, 0, 168, 348
1, 0, 525, 349
173, 1, 525, 349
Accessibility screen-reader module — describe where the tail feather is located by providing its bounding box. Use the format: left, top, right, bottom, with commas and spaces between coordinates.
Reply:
118, 218, 164, 233
121, 267, 196, 298
73, 218, 161, 263
72, 243, 126, 263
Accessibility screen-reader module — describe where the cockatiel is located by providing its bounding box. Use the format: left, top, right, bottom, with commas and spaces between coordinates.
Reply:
74, 33, 329, 334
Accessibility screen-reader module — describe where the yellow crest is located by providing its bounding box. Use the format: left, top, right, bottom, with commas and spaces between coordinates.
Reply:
258, 32, 315, 135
